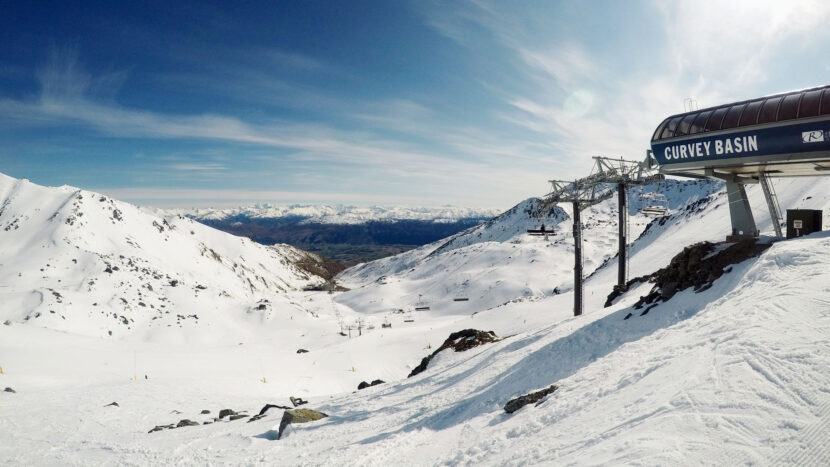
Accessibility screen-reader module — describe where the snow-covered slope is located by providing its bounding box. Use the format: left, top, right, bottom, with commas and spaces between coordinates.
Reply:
3, 174, 830, 465
0, 173, 327, 341
164, 204, 502, 224
336, 178, 723, 316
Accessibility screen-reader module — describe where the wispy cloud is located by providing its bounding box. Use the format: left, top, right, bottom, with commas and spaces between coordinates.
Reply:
169, 163, 227, 171
423, 0, 830, 174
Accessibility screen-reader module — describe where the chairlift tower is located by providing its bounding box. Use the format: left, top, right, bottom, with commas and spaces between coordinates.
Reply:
589, 156, 664, 286
542, 154, 663, 317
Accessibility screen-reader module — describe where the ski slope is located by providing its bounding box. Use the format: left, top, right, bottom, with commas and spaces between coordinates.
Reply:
2, 174, 830, 465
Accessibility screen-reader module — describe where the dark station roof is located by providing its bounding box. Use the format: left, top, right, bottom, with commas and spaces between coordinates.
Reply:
652, 84, 830, 143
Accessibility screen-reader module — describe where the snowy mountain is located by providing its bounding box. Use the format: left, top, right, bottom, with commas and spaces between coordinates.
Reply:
3, 174, 830, 465
0, 173, 329, 341
336, 178, 723, 316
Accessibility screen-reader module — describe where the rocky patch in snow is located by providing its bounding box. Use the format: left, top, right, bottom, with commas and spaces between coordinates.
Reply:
504, 384, 559, 414
408, 329, 500, 377
607, 239, 773, 314
357, 379, 385, 390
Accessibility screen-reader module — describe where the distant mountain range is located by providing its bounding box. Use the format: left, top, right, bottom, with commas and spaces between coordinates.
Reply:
161, 205, 503, 265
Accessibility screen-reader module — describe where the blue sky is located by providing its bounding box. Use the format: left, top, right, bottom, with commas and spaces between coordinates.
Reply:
2, 1, 830, 208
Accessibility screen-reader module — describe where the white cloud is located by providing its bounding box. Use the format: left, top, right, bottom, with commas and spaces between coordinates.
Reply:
169, 163, 227, 171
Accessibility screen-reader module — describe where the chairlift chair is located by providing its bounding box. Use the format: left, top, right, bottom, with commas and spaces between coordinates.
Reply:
639, 192, 669, 216
526, 223, 552, 237
414, 294, 430, 311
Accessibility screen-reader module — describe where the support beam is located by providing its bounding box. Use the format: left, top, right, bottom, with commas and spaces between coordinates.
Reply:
759, 172, 784, 238
617, 183, 627, 287
572, 201, 583, 316
725, 180, 759, 240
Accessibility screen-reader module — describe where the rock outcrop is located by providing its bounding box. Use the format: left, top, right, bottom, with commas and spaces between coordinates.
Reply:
408, 329, 499, 378
504, 385, 559, 414
277, 408, 328, 439
606, 239, 772, 311
357, 379, 385, 390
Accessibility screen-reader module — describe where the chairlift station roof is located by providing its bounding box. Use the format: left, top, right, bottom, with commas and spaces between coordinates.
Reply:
650, 84, 830, 177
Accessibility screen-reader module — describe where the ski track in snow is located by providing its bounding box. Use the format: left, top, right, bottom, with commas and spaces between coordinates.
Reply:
2, 173, 830, 465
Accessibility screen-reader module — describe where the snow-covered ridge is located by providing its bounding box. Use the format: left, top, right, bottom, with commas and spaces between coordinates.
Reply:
0, 173, 327, 340
159, 204, 503, 224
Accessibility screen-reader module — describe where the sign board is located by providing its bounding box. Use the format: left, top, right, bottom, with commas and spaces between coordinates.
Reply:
793, 220, 803, 229
651, 121, 830, 171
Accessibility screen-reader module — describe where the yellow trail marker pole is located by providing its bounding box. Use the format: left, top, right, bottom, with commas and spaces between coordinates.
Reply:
0, 365, 4, 375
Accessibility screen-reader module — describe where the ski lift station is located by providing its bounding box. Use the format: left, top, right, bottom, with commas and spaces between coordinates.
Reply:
536, 84, 830, 317
650, 84, 830, 240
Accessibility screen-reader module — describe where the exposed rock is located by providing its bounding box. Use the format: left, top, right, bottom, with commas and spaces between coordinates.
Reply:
606, 239, 772, 313
4, 387, 16, 393
296, 348, 309, 354
357, 379, 386, 390
289, 396, 307, 407
200, 409, 210, 414
277, 408, 328, 439
249, 403, 292, 422
258, 403, 291, 416
176, 419, 200, 427
228, 414, 249, 421
218, 408, 237, 419
104, 401, 119, 407
408, 329, 499, 378
148, 424, 175, 433
3, 320, 11, 326
504, 385, 559, 414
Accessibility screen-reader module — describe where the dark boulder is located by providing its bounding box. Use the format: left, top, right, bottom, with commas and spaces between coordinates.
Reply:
176, 419, 200, 427
148, 424, 175, 433
200, 409, 210, 414
296, 349, 309, 354
4, 387, 16, 393
289, 396, 307, 407
104, 401, 119, 407
504, 385, 559, 414
218, 409, 237, 419
357, 379, 386, 390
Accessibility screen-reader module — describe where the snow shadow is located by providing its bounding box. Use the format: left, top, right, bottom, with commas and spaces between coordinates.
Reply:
357, 254, 758, 444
